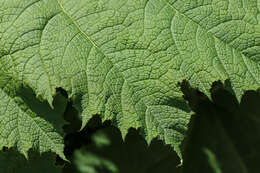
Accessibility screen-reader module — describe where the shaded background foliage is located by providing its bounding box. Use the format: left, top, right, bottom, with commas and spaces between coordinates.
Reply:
1, 81, 260, 173
62, 81, 260, 173
181, 81, 260, 173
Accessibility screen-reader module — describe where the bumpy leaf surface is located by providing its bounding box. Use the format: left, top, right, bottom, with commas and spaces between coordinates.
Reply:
0, 0, 260, 159
0, 77, 67, 159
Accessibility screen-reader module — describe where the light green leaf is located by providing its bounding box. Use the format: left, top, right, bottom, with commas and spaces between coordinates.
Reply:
204, 149, 222, 173
1, 0, 260, 160
0, 73, 67, 159
67, 150, 119, 173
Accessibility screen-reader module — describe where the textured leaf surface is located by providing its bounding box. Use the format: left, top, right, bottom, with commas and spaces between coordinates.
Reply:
1, 0, 260, 159
63, 85, 260, 173
0, 149, 62, 173
0, 75, 67, 159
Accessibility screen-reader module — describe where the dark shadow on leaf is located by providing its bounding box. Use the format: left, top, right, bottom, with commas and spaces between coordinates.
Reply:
15, 86, 67, 134
163, 96, 191, 113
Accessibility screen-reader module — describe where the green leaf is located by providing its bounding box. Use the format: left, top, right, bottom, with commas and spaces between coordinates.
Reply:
0, 75, 67, 159
203, 149, 222, 173
0, 149, 62, 173
1, 0, 260, 161
65, 150, 119, 173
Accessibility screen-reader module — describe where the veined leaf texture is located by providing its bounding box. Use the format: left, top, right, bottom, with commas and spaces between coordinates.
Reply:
0, 0, 259, 164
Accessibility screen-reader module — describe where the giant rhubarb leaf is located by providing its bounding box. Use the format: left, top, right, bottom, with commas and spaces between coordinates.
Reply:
0, 0, 260, 161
